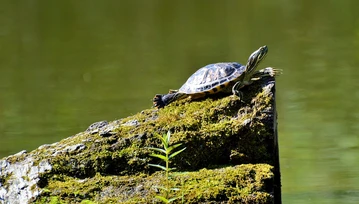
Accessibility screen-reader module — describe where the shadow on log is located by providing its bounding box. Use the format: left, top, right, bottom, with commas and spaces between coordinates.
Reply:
0, 77, 281, 204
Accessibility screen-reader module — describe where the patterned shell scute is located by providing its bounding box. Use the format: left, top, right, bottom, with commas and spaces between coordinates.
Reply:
179, 62, 245, 94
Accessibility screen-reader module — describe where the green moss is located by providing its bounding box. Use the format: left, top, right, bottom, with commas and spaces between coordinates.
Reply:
22, 175, 30, 181
34, 196, 66, 204
13, 78, 277, 203
34, 164, 273, 203
172, 164, 274, 203
80, 200, 97, 204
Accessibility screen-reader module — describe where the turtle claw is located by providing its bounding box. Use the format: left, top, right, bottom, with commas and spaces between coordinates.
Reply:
262, 67, 282, 77
251, 67, 282, 80
153, 94, 165, 108
232, 90, 244, 102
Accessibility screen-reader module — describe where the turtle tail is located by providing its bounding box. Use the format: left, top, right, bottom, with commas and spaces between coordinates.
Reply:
153, 93, 186, 108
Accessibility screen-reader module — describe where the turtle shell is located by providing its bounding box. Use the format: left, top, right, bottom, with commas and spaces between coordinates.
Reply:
179, 62, 245, 94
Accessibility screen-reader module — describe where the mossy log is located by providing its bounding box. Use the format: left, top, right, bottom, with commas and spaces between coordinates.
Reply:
0, 77, 281, 204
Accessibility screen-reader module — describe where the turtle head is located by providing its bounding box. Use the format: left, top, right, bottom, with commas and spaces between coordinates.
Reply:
245, 45, 268, 74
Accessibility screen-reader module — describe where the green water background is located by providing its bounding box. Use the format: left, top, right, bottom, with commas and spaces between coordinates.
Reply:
1, 1, 359, 203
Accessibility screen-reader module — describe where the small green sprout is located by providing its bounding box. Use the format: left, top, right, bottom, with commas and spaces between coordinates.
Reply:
148, 131, 186, 203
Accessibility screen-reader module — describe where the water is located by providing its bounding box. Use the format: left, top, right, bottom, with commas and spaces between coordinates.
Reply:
1, 0, 359, 203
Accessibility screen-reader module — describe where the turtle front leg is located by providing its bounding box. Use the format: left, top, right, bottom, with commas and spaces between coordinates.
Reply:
250, 67, 282, 81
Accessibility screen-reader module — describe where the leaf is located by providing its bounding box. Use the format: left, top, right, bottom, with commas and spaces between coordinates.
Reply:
166, 143, 183, 153
168, 147, 186, 159
149, 153, 168, 161
148, 164, 167, 171
157, 133, 169, 149
165, 131, 171, 146
147, 147, 166, 154
167, 197, 180, 202
155, 196, 170, 203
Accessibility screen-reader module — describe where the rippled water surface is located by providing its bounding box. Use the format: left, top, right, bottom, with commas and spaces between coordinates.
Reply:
1, 1, 359, 203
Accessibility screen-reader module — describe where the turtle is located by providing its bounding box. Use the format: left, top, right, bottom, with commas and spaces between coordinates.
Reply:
153, 45, 280, 108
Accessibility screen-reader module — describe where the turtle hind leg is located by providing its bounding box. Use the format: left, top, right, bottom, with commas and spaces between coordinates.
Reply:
153, 94, 167, 108
231, 81, 244, 101
153, 92, 188, 108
